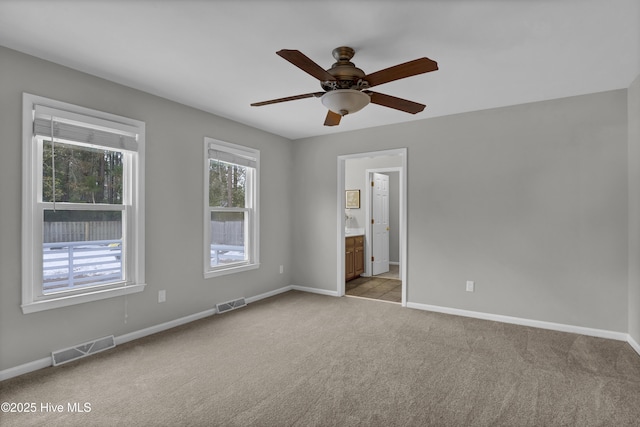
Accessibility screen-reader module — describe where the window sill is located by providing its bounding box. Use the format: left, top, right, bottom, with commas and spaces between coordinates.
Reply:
204, 263, 260, 279
21, 283, 146, 314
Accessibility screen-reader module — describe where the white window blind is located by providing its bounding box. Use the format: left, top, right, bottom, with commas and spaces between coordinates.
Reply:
208, 144, 257, 168
33, 105, 139, 152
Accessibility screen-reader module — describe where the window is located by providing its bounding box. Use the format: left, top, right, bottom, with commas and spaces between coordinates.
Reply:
22, 93, 145, 313
204, 138, 259, 277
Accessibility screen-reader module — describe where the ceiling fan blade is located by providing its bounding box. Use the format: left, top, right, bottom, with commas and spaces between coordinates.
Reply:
365, 57, 438, 88
251, 92, 325, 107
324, 110, 342, 126
277, 49, 336, 82
367, 91, 426, 114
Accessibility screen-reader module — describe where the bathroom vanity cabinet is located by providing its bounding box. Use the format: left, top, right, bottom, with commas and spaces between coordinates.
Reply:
345, 235, 364, 281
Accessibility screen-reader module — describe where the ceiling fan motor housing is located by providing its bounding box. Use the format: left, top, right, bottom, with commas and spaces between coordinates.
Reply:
321, 46, 369, 92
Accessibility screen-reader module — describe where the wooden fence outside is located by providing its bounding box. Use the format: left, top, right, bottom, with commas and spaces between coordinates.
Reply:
210, 221, 244, 246
44, 221, 122, 243
44, 221, 244, 246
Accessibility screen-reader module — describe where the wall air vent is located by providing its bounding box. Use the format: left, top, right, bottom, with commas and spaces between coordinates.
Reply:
52, 335, 115, 366
216, 297, 247, 314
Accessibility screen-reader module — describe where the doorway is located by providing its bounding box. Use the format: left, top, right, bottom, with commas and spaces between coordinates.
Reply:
337, 149, 407, 306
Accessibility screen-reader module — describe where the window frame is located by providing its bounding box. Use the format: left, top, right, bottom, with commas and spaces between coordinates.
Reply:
204, 138, 260, 278
21, 93, 146, 314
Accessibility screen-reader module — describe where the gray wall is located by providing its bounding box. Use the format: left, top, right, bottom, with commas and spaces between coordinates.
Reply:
292, 90, 628, 332
629, 73, 640, 344
0, 46, 293, 371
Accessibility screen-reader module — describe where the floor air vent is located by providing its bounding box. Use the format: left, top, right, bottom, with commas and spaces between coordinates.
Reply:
52, 335, 115, 366
216, 297, 246, 314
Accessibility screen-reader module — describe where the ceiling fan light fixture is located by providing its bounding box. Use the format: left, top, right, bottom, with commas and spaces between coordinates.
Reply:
321, 89, 370, 116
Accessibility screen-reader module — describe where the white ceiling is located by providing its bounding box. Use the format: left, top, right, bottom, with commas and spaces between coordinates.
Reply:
1, 1, 638, 140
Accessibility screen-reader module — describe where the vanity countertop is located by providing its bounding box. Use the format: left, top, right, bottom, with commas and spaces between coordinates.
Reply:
345, 228, 365, 237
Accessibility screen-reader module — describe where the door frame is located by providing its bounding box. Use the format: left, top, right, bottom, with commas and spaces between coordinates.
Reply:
336, 148, 408, 306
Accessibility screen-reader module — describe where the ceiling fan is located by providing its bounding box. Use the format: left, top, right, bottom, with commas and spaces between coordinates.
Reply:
251, 46, 438, 126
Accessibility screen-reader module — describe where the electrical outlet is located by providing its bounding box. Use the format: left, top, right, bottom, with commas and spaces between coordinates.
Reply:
466, 281, 475, 292
158, 290, 166, 303
279, 265, 284, 274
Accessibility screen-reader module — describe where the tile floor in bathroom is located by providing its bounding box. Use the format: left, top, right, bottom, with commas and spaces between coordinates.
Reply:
345, 265, 401, 303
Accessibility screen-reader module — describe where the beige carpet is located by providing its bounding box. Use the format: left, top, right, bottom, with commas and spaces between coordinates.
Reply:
2, 291, 640, 426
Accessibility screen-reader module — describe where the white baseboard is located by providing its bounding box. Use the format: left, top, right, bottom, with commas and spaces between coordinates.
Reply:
116, 286, 296, 345
5, 289, 635, 381
1, 285, 296, 381
0, 357, 52, 382
406, 302, 628, 342
245, 286, 292, 304
115, 308, 217, 346
629, 334, 640, 355
291, 285, 339, 297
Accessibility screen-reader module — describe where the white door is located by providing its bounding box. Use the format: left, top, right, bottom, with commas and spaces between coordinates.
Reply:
371, 172, 390, 275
